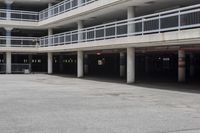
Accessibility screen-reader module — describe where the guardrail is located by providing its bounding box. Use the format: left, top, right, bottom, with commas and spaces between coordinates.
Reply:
12, 63, 31, 73
0, 63, 6, 73
39, 4, 200, 47
0, 36, 39, 47
0, 9, 39, 21
0, 0, 97, 22
39, 0, 97, 21
0, 4, 200, 48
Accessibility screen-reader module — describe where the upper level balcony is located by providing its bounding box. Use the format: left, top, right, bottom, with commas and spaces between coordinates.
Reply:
0, 4, 200, 51
0, 0, 98, 22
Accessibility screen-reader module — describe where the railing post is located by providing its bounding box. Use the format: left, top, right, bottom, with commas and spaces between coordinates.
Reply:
158, 14, 161, 33
142, 18, 144, 35
178, 11, 181, 31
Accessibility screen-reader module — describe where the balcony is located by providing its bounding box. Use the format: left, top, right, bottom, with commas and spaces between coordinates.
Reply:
0, 9, 39, 22
39, 0, 98, 21
39, 4, 200, 47
0, 4, 200, 48
0, 0, 98, 22
0, 36, 38, 47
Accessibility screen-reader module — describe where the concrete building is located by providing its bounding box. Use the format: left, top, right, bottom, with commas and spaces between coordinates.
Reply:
0, 0, 200, 83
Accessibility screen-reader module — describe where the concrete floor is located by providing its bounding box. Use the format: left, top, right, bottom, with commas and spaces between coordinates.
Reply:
0, 75, 200, 133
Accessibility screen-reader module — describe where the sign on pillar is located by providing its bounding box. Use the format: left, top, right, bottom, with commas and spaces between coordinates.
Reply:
178, 49, 186, 82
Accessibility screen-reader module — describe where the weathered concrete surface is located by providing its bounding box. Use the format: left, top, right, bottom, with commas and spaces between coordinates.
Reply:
0, 74, 200, 133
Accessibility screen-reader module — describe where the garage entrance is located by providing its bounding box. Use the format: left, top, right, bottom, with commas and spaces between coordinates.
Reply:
87, 52, 120, 78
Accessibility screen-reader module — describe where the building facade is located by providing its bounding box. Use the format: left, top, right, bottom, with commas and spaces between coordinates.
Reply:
0, 0, 200, 83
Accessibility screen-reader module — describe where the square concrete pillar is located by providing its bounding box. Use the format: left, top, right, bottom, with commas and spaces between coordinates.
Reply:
77, 51, 83, 78
6, 52, 11, 74
127, 47, 135, 83
48, 52, 53, 74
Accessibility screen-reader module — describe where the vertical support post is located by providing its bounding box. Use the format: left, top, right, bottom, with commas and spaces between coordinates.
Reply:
5, 27, 13, 47
78, 20, 83, 42
120, 52, 125, 77
84, 54, 88, 75
48, 3, 52, 18
127, 6, 136, 35
48, 28, 53, 46
77, 51, 83, 78
59, 55, 64, 73
178, 49, 186, 82
48, 52, 53, 74
28, 55, 32, 73
127, 47, 135, 83
78, 0, 82, 6
5, 1, 13, 20
6, 52, 11, 74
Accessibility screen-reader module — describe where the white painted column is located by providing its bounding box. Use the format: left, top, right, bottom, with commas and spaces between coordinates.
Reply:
78, 0, 82, 6
6, 52, 11, 74
5, 27, 13, 47
48, 28, 53, 46
78, 20, 83, 42
120, 52, 125, 77
127, 47, 135, 83
77, 51, 83, 78
178, 49, 186, 82
48, 3, 52, 18
5, 0, 13, 20
48, 52, 53, 74
127, 6, 136, 35
84, 54, 89, 75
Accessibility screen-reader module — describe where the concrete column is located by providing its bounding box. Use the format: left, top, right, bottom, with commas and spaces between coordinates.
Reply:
28, 55, 32, 73
78, 0, 82, 6
178, 50, 186, 82
48, 28, 53, 45
78, 20, 83, 42
6, 52, 11, 74
5, 0, 13, 20
120, 52, 125, 77
190, 53, 195, 78
48, 3, 52, 17
84, 54, 89, 75
59, 55, 63, 73
5, 27, 13, 47
77, 51, 83, 78
145, 55, 149, 73
48, 52, 53, 74
127, 6, 136, 35
127, 47, 135, 83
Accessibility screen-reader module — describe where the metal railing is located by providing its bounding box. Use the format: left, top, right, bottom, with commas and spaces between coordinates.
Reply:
0, 4, 200, 48
12, 63, 31, 73
0, 9, 39, 21
0, 63, 6, 73
0, 0, 97, 22
0, 36, 39, 47
39, 0, 97, 21
39, 4, 200, 47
